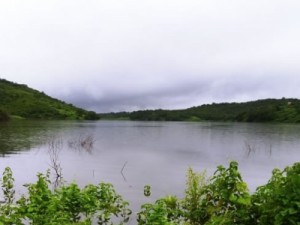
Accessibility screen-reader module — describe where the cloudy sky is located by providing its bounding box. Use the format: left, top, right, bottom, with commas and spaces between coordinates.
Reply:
1, 0, 300, 112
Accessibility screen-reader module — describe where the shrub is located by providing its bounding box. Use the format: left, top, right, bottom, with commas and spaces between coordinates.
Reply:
0, 168, 131, 225
137, 161, 252, 225
201, 161, 252, 224
181, 168, 207, 225
1, 162, 299, 225
252, 162, 300, 225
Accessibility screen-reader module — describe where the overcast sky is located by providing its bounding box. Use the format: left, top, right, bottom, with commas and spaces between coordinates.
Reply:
1, 0, 300, 112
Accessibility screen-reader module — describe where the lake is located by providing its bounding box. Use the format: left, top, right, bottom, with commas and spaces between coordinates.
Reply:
0, 120, 300, 222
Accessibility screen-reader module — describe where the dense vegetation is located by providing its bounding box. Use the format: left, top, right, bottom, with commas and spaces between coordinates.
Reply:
138, 161, 300, 225
100, 98, 300, 123
0, 79, 99, 120
0, 161, 299, 224
0, 109, 9, 122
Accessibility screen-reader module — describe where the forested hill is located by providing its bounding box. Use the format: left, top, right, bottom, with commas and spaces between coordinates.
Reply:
0, 78, 99, 121
100, 98, 300, 123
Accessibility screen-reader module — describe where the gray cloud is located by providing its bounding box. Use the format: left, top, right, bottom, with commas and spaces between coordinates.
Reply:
1, 0, 300, 112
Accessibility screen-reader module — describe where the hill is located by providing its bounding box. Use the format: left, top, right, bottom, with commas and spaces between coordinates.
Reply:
100, 98, 300, 123
0, 78, 99, 120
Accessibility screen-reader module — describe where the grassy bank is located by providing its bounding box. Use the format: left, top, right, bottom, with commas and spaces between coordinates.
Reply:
0, 79, 99, 120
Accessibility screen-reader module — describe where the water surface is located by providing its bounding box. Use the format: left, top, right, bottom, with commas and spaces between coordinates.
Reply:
0, 120, 299, 221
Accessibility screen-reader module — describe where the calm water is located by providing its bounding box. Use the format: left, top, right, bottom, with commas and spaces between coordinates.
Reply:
0, 120, 300, 221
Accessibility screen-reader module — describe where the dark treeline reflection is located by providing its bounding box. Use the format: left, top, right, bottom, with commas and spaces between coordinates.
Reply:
0, 120, 60, 156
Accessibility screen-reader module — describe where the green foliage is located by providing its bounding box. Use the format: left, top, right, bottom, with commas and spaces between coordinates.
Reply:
0, 169, 131, 225
0, 109, 9, 122
138, 162, 252, 225
0, 167, 21, 225
84, 111, 100, 120
201, 161, 251, 225
143, 185, 151, 197
0, 78, 99, 120
137, 196, 181, 225
252, 163, 300, 225
100, 98, 300, 123
0, 162, 299, 225
186, 161, 251, 225
138, 170, 207, 225
181, 168, 207, 225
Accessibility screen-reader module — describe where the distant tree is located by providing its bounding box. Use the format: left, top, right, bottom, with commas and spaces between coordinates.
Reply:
84, 111, 100, 120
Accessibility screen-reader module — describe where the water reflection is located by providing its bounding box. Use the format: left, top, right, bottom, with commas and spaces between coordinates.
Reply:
0, 120, 52, 155
0, 120, 98, 155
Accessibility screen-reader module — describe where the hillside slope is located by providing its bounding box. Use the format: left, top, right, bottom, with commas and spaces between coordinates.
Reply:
0, 79, 98, 120
100, 98, 300, 123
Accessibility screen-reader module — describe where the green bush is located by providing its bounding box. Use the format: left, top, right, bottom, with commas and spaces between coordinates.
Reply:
201, 161, 251, 224
0, 168, 131, 225
181, 168, 207, 224
137, 197, 180, 225
252, 162, 300, 225
137, 161, 299, 225
1, 162, 299, 225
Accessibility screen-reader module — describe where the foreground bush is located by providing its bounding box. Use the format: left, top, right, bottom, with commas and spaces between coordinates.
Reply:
0, 162, 299, 224
0, 169, 131, 225
137, 162, 300, 225
252, 163, 300, 225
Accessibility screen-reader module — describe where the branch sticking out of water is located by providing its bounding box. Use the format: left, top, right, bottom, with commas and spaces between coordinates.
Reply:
244, 140, 256, 157
267, 144, 273, 157
68, 134, 95, 153
47, 137, 63, 188
121, 161, 128, 182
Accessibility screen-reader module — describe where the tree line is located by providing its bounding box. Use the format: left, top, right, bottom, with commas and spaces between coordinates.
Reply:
100, 98, 300, 123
